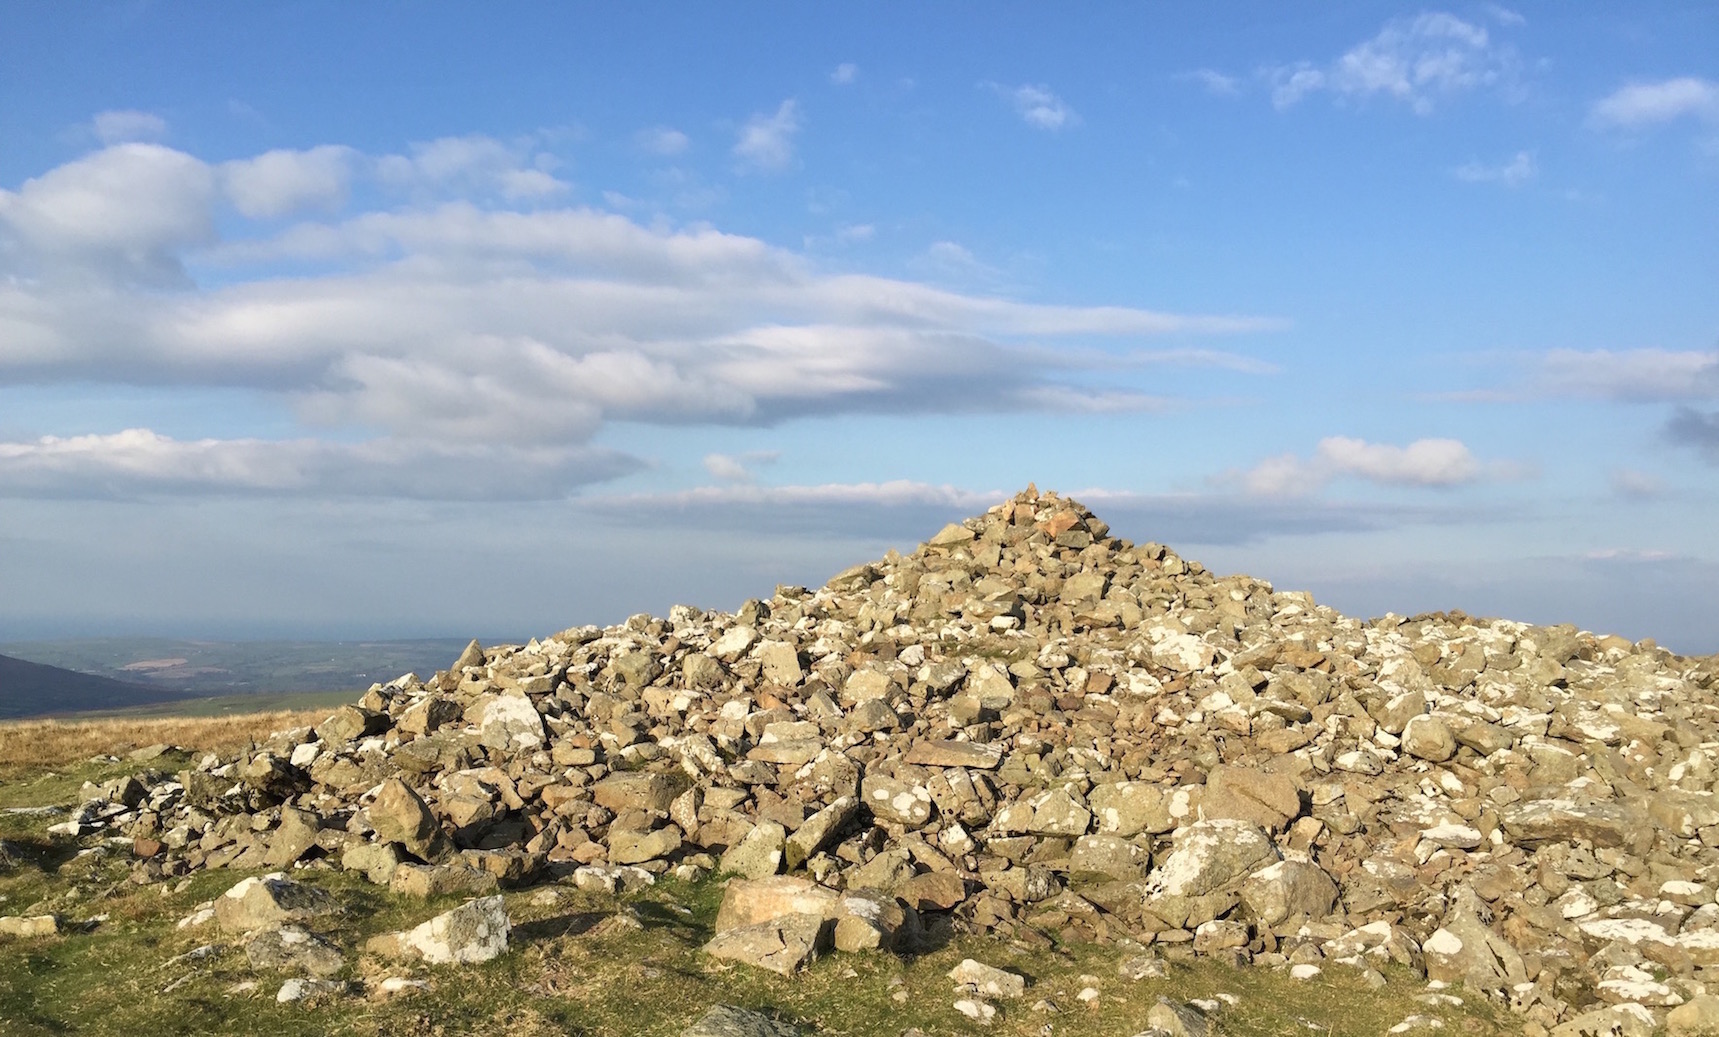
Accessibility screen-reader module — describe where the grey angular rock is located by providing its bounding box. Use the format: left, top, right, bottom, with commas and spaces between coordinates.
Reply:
1143, 819, 1279, 928
215, 873, 338, 934
948, 958, 1026, 999
0, 915, 59, 937
1201, 766, 1302, 833
245, 924, 345, 978
704, 912, 827, 976
1068, 834, 1149, 880
784, 795, 856, 869
479, 692, 546, 752
862, 774, 934, 826
341, 841, 405, 884
714, 876, 840, 932
720, 821, 786, 880
593, 771, 683, 813
1239, 859, 1338, 927
367, 895, 510, 964
682, 1005, 802, 1037
1400, 715, 1457, 762
1147, 998, 1210, 1037
276, 977, 347, 1004
368, 778, 447, 861
756, 641, 805, 687
992, 786, 1090, 837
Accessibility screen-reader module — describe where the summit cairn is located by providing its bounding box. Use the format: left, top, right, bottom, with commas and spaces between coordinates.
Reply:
63, 487, 1719, 1031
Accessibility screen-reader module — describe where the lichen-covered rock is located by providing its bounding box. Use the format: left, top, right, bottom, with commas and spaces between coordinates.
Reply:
720, 822, 786, 879
992, 786, 1090, 837
1143, 820, 1279, 927
367, 896, 509, 965
1239, 859, 1338, 926
862, 774, 933, 826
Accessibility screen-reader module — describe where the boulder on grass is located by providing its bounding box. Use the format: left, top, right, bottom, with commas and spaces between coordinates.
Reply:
366, 896, 510, 965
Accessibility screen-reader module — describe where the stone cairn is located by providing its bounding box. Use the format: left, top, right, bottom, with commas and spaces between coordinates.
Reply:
50, 487, 1719, 1033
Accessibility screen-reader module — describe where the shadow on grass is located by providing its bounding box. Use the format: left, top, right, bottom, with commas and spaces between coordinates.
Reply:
513, 910, 608, 943
0, 835, 84, 876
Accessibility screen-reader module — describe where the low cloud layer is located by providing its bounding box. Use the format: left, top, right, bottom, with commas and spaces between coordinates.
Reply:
581, 479, 1488, 545
0, 429, 639, 500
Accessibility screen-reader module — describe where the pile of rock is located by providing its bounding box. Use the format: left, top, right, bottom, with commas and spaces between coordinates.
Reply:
46, 487, 1719, 1033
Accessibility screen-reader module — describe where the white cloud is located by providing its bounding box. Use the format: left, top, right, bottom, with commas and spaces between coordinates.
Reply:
1483, 5, 1526, 28
910, 240, 1002, 283
0, 139, 1280, 500
830, 63, 858, 86
733, 100, 801, 173
1237, 436, 1500, 496
375, 134, 571, 197
1538, 348, 1719, 402
496, 168, 570, 200
990, 83, 1078, 130
0, 143, 215, 286
1266, 11, 1516, 114
221, 145, 354, 219
91, 109, 167, 144
701, 450, 779, 483
1454, 149, 1536, 186
635, 126, 690, 156
1182, 69, 1241, 97
1269, 65, 1327, 110
1319, 436, 1481, 485
1591, 77, 1719, 129
803, 223, 876, 250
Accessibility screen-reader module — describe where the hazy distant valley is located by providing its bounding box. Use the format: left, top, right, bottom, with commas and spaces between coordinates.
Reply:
0, 638, 489, 719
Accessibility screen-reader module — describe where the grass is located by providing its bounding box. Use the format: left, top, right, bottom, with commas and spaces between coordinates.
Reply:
0, 709, 1517, 1037
87, 689, 362, 719
0, 708, 334, 774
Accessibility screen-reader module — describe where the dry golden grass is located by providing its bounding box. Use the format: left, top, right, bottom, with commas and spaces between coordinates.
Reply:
0, 709, 328, 769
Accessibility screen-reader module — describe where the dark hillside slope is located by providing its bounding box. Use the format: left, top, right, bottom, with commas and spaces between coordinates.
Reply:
0, 653, 193, 719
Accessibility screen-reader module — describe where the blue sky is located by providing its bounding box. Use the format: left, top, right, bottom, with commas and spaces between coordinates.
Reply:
2, 3, 1716, 650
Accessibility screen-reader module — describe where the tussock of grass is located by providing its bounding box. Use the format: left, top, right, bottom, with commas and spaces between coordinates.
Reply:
0, 709, 328, 771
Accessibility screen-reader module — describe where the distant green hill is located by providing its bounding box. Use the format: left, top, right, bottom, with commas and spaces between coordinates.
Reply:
0, 653, 196, 719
